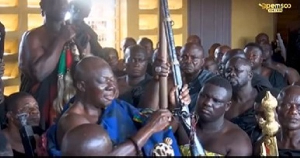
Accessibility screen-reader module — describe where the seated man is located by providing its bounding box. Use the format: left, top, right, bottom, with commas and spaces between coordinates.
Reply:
276, 85, 300, 156
2, 92, 41, 157
61, 124, 112, 156
224, 57, 278, 144
47, 56, 183, 156
178, 76, 252, 156
244, 43, 287, 90
118, 45, 152, 106
261, 43, 300, 85
220, 49, 276, 94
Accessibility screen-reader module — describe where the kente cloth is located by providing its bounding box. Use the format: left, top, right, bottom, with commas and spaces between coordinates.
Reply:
46, 98, 181, 156
20, 70, 58, 131
251, 73, 273, 93
279, 148, 300, 156
179, 145, 223, 156
268, 69, 287, 90
188, 70, 216, 112
119, 74, 152, 107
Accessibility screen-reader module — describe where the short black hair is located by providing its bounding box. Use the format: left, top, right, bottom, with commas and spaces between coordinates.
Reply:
205, 75, 233, 100
137, 37, 153, 48
101, 47, 118, 58
124, 45, 147, 62
5, 92, 32, 113
244, 42, 264, 54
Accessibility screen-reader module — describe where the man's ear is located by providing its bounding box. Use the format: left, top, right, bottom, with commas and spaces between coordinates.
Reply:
199, 58, 205, 67
6, 111, 13, 121
249, 71, 253, 80
225, 101, 232, 111
76, 81, 86, 92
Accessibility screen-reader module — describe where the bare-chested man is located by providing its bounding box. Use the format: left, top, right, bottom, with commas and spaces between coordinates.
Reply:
179, 76, 252, 156
224, 57, 267, 144
256, 33, 286, 63
51, 56, 181, 156
18, 0, 90, 130
276, 85, 300, 156
244, 43, 287, 90
61, 124, 112, 156
68, 0, 102, 57
261, 43, 300, 85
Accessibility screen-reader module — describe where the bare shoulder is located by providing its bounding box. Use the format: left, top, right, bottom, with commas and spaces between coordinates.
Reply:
225, 121, 250, 142
224, 120, 252, 156
59, 111, 90, 128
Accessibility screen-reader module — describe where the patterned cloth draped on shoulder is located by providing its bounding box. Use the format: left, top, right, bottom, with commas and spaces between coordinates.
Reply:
45, 98, 181, 156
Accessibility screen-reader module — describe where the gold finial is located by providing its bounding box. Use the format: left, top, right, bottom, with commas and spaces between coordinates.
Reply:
259, 91, 280, 156
259, 91, 280, 136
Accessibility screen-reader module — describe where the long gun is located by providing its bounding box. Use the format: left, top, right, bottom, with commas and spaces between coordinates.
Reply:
159, 0, 205, 156
17, 113, 36, 157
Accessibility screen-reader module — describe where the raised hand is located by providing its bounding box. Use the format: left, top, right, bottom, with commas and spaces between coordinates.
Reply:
60, 24, 76, 42
152, 57, 170, 80
169, 84, 191, 110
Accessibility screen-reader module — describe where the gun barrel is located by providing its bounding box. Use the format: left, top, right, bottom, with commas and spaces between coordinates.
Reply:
160, 0, 205, 156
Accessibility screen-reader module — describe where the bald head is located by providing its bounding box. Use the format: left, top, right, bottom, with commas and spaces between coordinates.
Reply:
221, 49, 246, 65
74, 56, 112, 83
277, 85, 300, 130
181, 42, 204, 56
187, 35, 201, 45
214, 45, 231, 63
278, 85, 300, 101
208, 43, 221, 57
61, 124, 113, 156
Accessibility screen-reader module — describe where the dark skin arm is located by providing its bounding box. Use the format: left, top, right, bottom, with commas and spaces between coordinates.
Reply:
227, 131, 252, 156
56, 114, 90, 149
109, 109, 173, 156
19, 25, 76, 82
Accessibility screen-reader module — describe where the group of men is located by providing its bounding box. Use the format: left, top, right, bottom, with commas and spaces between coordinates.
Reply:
0, 0, 300, 156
